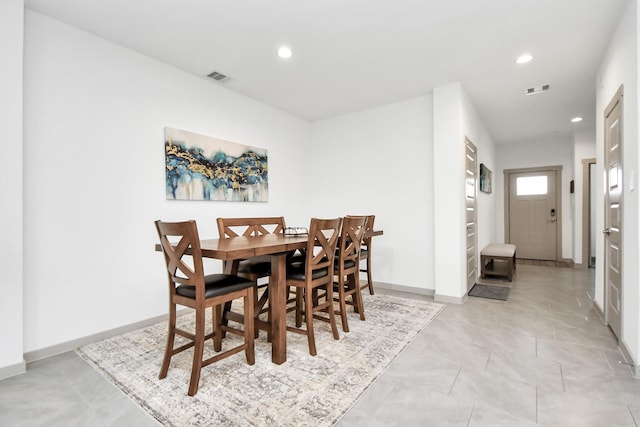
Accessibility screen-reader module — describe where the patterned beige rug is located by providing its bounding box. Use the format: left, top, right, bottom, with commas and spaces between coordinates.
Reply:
76, 293, 445, 426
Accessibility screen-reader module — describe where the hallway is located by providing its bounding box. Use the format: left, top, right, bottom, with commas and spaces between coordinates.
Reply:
341, 264, 640, 425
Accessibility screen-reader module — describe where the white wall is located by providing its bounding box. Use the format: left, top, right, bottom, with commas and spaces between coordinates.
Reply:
461, 88, 497, 254
595, 0, 639, 363
22, 11, 311, 353
309, 96, 435, 292
433, 84, 467, 301
9, 8, 495, 369
0, 0, 25, 378
495, 137, 575, 260
16, 10, 483, 368
433, 82, 497, 302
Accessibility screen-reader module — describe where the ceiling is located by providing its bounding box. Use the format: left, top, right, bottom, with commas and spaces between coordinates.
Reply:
25, 0, 629, 145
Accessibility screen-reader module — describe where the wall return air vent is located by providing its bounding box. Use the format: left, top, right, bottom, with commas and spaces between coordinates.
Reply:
207, 71, 229, 82
525, 84, 550, 96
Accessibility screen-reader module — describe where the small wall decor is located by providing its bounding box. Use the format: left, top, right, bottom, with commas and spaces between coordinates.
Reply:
165, 127, 268, 202
480, 163, 492, 194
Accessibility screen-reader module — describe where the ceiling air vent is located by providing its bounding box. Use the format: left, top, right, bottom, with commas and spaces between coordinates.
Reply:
524, 84, 550, 96
207, 71, 229, 82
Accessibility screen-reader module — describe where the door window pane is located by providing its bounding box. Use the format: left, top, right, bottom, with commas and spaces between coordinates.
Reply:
517, 176, 547, 196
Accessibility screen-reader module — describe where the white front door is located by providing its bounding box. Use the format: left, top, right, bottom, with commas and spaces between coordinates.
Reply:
506, 167, 560, 261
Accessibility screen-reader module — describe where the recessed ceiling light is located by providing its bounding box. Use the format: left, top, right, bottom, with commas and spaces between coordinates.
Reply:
277, 46, 292, 59
571, 117, 583, 123
516, 54, 533, 64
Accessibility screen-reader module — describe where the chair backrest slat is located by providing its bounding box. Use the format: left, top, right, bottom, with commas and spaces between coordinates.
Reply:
217, 217, 287, 239
337, 216, 367, 273
347, 214, 375, 249
306, 217, 342, 277
155, 220, 205, 294
363, 215, 375, 247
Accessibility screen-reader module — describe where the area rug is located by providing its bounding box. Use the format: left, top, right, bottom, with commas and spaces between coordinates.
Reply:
76, 293, 445, 426
468, 283, 510, 301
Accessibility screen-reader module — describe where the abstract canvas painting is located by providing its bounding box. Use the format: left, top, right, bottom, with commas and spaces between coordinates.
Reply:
165, 127, 268, 202
480, 163, 492, 194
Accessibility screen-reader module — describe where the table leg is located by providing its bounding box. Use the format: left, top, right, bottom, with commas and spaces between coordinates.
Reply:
223, 259, 240, 275
220, 259, 240, 341
270, 253, 287, 364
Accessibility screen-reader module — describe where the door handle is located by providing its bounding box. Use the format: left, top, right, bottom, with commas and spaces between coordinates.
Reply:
603, 228, 611, 235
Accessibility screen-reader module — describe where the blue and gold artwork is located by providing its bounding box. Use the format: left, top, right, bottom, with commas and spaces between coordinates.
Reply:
164, 127, 268, 202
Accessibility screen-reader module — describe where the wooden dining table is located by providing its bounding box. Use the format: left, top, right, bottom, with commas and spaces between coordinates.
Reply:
155, 229, 382, 365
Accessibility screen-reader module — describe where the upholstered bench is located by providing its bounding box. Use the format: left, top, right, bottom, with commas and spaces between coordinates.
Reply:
480, 243, 517, 281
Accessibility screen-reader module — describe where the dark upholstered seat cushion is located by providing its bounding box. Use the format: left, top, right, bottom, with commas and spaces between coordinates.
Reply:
238, 255, 272, 276
335, 258, 356, 270
359, 248, 369, 257
287, 263, 329, 281
176, 274, 254, 299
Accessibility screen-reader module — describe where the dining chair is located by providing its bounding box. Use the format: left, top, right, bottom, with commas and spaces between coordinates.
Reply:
155, 219, 255, 396
333, 215, 367, 332
216, 217, 287, 338
348, 214, 376, 295
286, 217, 342, 356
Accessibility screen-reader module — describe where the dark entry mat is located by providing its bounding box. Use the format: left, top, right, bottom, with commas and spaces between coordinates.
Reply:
468, 284, 510, 301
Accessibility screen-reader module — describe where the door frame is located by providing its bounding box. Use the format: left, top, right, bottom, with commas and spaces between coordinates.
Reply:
579, 158, 596, 269
504, 165, 563, 261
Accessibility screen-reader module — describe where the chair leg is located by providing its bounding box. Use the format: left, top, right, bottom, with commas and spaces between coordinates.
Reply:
337, 279, 350, 333
295, 288, 303, 327
254, 285, 266, 339
266, 288, 273, 343
213, 304, 223, 352
159, 302, 176, 379
304, 289, 317, 356
188, 309, 206, 396
220, 300, 232, 339
244, 289, 256, 365
326, 283, 340, 340
365, 258, 374, 295
349, 272, 366, 321
354, 288, 366, 321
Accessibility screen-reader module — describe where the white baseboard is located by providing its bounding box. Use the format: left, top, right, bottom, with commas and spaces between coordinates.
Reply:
373, 281, 462, 304
618, 338, 639, 378
0, 360, 26, 380
592, 300, 605, 321
374, 281, 435, 297
592, 301, 638, 377
17, 282, 444, 369
24, 309, 189, 364
434, 293, 465, 304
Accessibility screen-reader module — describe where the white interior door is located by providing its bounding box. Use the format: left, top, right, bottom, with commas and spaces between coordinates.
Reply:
465, 138, 478, 290
604, 86, 623, 340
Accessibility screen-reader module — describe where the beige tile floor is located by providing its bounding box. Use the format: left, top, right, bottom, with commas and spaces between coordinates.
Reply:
339, 264, 640, 426
1, 264, 638, 426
